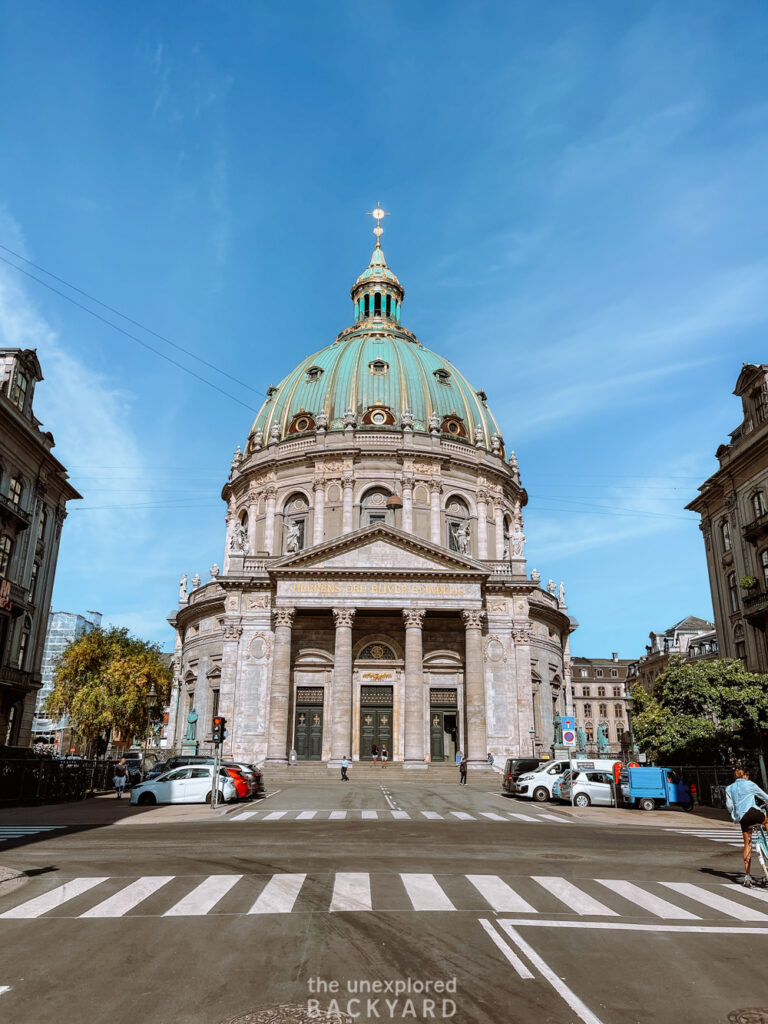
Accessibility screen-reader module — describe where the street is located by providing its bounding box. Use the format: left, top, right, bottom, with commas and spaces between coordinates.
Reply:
0, 781, 766, 1024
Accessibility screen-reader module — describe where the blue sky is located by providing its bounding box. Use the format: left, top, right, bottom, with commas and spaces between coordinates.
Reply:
1, 2, 767, 657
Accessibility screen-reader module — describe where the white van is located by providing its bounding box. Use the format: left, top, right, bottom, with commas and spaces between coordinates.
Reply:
514, 758, 620, 803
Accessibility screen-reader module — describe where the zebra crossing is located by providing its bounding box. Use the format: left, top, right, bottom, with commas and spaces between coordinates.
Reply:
2, 871, 767, 921
230, 808, 569, 824
665, 827, 743, 848
0, 826, 65, 845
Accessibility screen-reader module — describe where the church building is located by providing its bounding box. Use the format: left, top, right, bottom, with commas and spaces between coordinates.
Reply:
168, 215, 574, 768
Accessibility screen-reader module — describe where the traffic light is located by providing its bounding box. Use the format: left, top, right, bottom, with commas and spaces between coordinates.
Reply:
212, 716, 226, 744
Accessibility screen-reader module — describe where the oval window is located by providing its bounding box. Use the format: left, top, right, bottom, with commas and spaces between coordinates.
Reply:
295, 417, 309, 431
372, 411, 386, 424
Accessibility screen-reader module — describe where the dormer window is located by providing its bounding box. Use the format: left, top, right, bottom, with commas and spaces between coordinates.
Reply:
305, 365, 323, 383
12, 372, 28, 412
754, 387, 768, 425
434, 369, 451, 385
440, 415, 466, 438
288, 411, 316, 434
369, 359, 389, 375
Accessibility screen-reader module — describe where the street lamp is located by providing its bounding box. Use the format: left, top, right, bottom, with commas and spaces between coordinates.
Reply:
143, 682, 157, 772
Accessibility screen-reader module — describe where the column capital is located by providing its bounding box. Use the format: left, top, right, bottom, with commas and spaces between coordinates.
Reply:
462, 609, 485, 630
332, 607, 356, 628
313, 477, 325, 492
429, 478, 442, 493
402, 608, 426, 629
273, 607, 296, 629
342, 473, 355, 489
264, 485, 278, 500
476, 488, 490, 505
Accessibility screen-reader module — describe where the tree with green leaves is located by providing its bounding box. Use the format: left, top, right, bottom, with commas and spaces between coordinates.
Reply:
45, 626, 173, 753
631, 655, 768, 764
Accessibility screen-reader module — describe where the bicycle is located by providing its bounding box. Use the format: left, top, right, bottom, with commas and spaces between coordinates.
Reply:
752, 819, 768, 888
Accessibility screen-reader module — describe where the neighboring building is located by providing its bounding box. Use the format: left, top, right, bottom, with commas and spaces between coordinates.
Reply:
626, 615, 716, 694
32, 610, 102, 749
686, 364, 768, 672
570, 653, 633, 754
0, 349, 81, 746
168, 229, 575, 767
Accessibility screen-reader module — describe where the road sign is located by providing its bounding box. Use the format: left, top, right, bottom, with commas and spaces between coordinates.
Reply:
562, 716, 576, 745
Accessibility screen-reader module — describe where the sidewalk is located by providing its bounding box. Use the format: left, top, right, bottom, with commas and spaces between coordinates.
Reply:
554, 802, 735, 828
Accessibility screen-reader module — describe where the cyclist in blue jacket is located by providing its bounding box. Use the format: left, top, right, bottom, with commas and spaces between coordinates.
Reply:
725, 768, 768, 886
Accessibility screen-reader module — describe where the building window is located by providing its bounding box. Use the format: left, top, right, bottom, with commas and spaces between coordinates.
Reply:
369, 359, 389, 375
721, 519, 731, 552
283, 494, 309, 551
616, 724, 625, 741
9, 476, 22, 506
305, 365, 323, 382
761, 549, 768, 590
30, 561, 40, 602
582, 687, 590, 697
610, 668, 618, 678
613, 686, 622, 697
614, 703, 623, 716
12, 372, 28, 412
597, 686, 606, 697
599, 703, 608, 718
211, 689, 220, 720
583, 703, 592, 717
595, 668, 603, 678
363, 294, 370, 318
18, 618, 31, 669
361, 489, 392, 528
579, 669, 588, 678
38, 506, 48, 543
736, 640, 747, 662
0, 534, 12, 576
728, 572, 739, 613
434, 368, 451, 385
585, 722, 594, 743
752, 491, 766, 520
754, 388, 768, 425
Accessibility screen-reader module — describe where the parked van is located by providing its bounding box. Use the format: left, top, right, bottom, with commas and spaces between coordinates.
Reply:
501, 757, 543, 795
514, 757, 621, 803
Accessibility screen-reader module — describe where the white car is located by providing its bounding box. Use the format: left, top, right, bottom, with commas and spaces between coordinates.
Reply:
513, 759, 571, 802
129, 765, 236, 806
559, 769, 615, 808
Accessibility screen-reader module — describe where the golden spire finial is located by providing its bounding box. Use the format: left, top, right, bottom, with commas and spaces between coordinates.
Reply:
365, 201, 389, 247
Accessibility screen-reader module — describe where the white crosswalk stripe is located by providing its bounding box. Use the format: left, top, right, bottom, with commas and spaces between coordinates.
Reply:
361, 810, 378, 820
263, 811, 287, 821
5, 872, 763, 921
401, 873, 455, 911
421, 811, 443, 820
450, 811, 475, 820
391, 811, 410, 819
0, 826, 66, 844
296, 811, 317, 820
480, 812, 506, 821
532, 876, 618, 916
329, 811, 347, 820
230, 808, 553, 823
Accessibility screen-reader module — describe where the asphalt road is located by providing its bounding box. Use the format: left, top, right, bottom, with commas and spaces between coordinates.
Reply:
0, 782, 765, 1024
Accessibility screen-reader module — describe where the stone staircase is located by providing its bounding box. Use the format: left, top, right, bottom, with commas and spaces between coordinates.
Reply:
259, 762, 498, 787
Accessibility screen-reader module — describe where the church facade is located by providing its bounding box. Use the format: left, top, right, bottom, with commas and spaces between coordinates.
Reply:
168, 233, 574, 767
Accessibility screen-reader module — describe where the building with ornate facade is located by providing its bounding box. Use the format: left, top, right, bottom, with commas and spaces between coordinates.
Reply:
168, 230, 574, 768
687, 364, 768, 673
570, 654, 633, 755
0, 349, 81, 746
625, 615, 716, 694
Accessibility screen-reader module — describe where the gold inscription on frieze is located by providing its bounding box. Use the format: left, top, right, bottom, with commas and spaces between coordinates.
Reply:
286, 581, 469, 597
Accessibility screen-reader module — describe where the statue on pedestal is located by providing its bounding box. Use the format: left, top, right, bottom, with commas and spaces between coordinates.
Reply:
553, 714, 563, 745
185, 708, 198, 741
577, 726, 586, 753
597, 723, 610, 753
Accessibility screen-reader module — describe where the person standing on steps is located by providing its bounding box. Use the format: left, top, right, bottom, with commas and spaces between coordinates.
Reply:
341, 756, 349, 782
114, 758, 129, 799
459, 756, 468, 785
381, 745, 388, 767
371, 743, 379, 765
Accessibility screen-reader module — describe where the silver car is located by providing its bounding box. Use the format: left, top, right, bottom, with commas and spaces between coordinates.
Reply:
559, 769, 615, 808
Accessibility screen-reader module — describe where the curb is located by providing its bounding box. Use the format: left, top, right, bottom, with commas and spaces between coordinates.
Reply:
0, 864, 29, 899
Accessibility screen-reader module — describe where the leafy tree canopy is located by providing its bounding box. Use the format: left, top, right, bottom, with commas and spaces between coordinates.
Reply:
44, 626, 172, 745
631, 655, 768, 764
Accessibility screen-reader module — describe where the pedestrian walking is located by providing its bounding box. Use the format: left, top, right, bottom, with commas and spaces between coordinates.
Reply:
114, 758, 129, 799
381, 745, 388, 766
371, 744, 379, 765
459, 756, 468, 785
341, 756, 349, 781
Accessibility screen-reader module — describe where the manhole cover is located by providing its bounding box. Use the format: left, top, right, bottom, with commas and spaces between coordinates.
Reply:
728, 1010, 768, 1024
220, 1005, 353, 1024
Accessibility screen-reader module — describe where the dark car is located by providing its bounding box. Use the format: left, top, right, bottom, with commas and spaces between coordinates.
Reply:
144, 760, 170, 781
501, 757, 543, 795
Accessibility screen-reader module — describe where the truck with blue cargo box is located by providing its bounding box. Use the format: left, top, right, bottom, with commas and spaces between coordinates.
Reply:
620, 765, 694, 811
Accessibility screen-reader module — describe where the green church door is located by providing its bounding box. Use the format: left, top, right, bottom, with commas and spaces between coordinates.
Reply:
294, 687, 324, 761
429, 690, 458, 762
359, 685, 393, 759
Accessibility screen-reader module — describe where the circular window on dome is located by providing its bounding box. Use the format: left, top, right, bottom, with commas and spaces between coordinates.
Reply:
296, 417, 309, 431
440, 415, 467, 438
372, 411, 386, 424
288, 411, 316, 434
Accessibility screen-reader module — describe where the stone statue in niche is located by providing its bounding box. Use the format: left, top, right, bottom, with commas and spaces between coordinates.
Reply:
185, 708, 198, 741
455, 523, 470, 555
511, 519, 525, 557
179, 574, 188, 601
230, 522, 248, 554
285, 521, 301, 553
503, 533, 510, 559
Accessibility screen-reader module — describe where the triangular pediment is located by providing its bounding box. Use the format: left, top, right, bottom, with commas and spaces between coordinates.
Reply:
271, 523, 487, 575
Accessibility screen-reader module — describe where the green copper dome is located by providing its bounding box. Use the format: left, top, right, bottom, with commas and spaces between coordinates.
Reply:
248, 245, 502, 448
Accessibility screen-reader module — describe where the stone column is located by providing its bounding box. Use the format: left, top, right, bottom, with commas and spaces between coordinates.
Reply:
402, 477, 414, 534
403, 609, 426, 764
462, 609, 488, 766
266, 608, 295, 763
494, 501, 505, 559
342, 475, 355, 534
429, 480, 442, 545
331, 608, 355, 759
477, 490, 488, 559
313, 479, 325, 546
247, 493, 259, 554
264, 486, 277, 555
